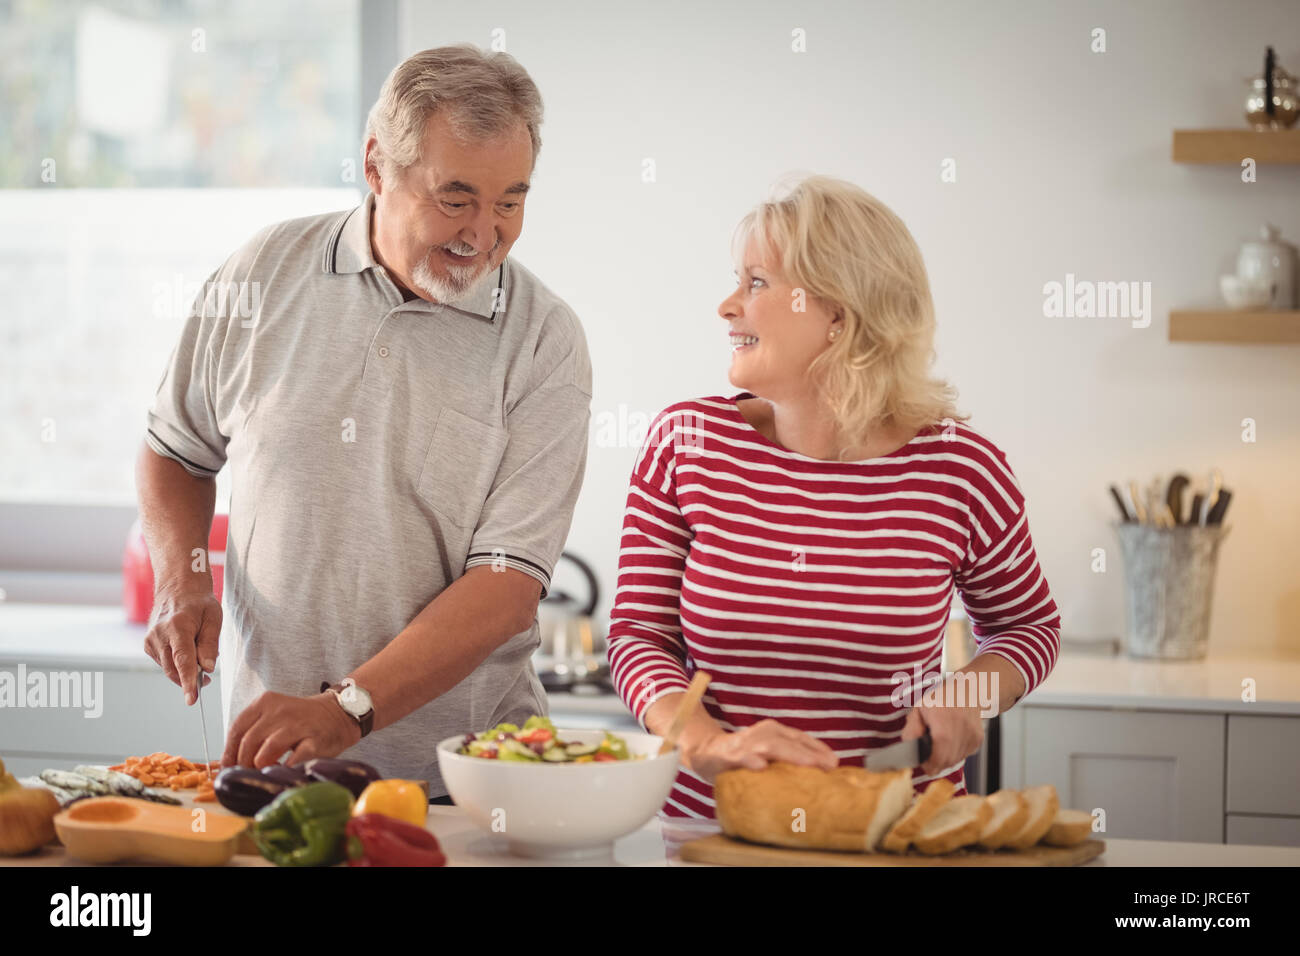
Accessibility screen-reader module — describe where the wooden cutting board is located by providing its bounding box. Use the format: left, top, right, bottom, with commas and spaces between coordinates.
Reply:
680, 834, 1105, 866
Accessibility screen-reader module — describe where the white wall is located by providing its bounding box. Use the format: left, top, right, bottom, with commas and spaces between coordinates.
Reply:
401, 0, 1300, 655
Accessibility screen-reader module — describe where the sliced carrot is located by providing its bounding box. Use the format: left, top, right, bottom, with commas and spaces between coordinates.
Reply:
138, 772, 156, 786
194, 790, 217, 802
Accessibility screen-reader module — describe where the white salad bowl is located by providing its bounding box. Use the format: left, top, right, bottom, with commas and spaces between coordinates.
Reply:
436, 728, 680, 859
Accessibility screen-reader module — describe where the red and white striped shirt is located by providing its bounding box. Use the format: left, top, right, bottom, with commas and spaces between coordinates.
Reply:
606, 393, 1061, 819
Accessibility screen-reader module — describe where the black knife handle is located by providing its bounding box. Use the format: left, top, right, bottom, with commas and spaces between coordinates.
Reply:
1108, 484, 1132, 522
1205, 489, 1232, 525
917, 727, 932, 766
1165, 473, 1190, 525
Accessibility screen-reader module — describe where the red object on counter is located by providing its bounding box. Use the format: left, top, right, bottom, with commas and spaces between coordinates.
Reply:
346, 814, 447, 867
122, 514, 228, 623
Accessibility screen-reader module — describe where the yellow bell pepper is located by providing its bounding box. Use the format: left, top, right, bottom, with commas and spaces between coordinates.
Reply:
353, 779, 427, 828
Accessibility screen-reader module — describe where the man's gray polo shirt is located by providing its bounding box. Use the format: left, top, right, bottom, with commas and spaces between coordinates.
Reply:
145, 192, 591, 794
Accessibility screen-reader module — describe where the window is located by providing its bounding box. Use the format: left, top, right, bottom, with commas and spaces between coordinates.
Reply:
0, 0, 365, 508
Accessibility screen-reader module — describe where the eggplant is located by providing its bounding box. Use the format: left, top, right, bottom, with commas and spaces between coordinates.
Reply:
261, 764, 312, 787
302, 757, 382, 798
214, 767, 290, 816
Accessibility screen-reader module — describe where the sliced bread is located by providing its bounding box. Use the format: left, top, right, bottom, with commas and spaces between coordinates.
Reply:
1041, 808, 1094, 847
912, 795, 993, 855
977, 789, 1030, 850
879, 779, 956, 853
1003, 784, 1060, 850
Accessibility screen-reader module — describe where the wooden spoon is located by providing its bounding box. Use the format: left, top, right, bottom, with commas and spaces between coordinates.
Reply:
657, 671, 711, 756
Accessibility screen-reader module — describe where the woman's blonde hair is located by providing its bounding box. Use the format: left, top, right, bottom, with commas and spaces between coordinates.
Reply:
731, 174, 967, 456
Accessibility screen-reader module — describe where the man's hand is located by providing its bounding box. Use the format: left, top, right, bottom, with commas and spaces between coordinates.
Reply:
221, 691, 361, 768
143, 588, 221, 706
899, 676, 986, 777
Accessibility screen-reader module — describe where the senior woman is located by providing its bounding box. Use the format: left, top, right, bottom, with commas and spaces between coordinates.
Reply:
606, 175, 1061, 819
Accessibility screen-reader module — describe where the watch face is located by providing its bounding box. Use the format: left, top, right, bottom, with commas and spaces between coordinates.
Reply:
339, 684, 371, 716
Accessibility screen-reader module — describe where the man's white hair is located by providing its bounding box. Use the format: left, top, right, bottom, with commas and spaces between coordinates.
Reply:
364, 43, 544, 186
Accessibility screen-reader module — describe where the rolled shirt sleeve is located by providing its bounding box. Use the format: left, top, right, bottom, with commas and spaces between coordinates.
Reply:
145, 267, 232, 478
463, 307, 592, 598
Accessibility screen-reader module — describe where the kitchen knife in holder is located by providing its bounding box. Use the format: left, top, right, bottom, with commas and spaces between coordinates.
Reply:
1114, 522, 1230, 660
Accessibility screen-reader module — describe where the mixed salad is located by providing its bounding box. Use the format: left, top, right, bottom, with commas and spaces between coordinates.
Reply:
458, 716, 642, 763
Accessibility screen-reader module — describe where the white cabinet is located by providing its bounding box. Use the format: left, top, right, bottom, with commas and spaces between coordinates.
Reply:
1001, 704, 1300, 846
1225, 715, 1300, 815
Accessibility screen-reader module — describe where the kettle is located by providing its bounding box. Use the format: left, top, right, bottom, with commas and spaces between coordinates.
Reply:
533, 551, 610, 692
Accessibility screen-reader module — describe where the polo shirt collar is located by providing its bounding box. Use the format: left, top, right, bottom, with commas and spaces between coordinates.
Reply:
324, 192, 506, 322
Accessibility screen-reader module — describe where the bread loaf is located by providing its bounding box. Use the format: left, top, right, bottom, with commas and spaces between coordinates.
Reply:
715, 763, 913, 852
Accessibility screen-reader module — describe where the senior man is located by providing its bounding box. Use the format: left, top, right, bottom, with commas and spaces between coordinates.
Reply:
136, 45, 591, 799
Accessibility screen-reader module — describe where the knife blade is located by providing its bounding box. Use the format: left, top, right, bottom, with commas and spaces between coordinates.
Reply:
196, 663, 214, 781
865, 727, 932, 771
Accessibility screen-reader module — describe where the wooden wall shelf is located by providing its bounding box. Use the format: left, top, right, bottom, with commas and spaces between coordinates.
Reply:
1172, 128, 1300, 164
1169, 309, 1300, 343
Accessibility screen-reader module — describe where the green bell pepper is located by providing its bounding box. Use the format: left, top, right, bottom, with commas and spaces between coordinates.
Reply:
252, 780, 355, 867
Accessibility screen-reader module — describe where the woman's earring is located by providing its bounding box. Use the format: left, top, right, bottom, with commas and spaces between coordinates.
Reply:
828, 328, 841, 341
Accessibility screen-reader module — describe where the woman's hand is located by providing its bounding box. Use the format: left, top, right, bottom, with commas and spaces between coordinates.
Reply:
899, 675, 986, 777
685, 718, 839, 784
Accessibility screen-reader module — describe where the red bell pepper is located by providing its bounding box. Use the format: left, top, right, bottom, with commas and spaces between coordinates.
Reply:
345, 813, 447, 867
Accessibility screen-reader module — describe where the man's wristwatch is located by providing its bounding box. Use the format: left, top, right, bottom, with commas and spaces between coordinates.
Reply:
320, 677, 374, 738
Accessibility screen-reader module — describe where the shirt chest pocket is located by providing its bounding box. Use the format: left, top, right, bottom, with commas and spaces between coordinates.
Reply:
416, 407, 509, 529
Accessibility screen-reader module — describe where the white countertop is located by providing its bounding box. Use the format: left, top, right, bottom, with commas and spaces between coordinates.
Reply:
1027, 650, 1300, 715
0, 603, 152, 671
424, 809, 1300, 867
10, 805, 1300, 867
4, 602, 1298, 715
0, 602, 634, 719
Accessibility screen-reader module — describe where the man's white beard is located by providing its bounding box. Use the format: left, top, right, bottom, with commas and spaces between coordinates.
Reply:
411, 248, 490, 305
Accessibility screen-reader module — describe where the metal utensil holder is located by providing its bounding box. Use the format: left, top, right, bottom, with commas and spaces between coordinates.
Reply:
1114, 522, 1230, 660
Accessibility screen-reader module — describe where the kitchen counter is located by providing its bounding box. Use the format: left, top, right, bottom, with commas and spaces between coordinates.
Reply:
7, 805, 1300, 867
0, 603, 638, 775
7, 603, 1299, 712
0, 602, 152, 671
1026, 650, 1300, 715
0, 602, 632, 708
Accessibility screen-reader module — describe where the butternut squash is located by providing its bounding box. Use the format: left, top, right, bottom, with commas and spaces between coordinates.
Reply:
54, 796, 249, 866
